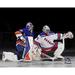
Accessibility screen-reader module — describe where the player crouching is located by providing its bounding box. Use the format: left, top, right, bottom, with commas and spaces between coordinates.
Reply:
34, 25, 74, 61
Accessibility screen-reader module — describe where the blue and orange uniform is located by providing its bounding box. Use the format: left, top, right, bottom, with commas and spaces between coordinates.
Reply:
15, 27, 34, 60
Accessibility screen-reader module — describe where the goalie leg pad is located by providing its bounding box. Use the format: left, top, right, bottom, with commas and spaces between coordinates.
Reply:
54, 42, 64, 58
2, 52, 18, 62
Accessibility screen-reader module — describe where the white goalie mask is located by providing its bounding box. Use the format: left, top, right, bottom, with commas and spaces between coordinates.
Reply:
42, 25, 50, 33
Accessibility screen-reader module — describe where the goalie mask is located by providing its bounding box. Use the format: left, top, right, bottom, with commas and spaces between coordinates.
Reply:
42, 25, 50, 34
26, 22, 34, 31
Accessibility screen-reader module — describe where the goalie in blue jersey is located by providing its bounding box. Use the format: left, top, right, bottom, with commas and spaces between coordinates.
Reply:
15, 22, 34, 60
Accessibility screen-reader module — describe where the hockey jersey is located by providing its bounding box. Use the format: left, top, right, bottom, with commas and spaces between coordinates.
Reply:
15, 27, 34, 46
22, 28, 34, 36
34, 32, 63, 51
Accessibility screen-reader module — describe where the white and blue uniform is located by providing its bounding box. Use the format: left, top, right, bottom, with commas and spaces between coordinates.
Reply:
34, 31, 65, 59
34, 32, 62, 52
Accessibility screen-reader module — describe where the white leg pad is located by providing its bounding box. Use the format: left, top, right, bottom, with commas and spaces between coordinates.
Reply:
54, 42, 65, 58
2, 52, 18, 62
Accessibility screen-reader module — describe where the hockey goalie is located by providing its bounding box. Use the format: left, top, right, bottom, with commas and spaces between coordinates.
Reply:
2, 22, 34, 62
15, 22, 34, 61
33, 25, 74, 61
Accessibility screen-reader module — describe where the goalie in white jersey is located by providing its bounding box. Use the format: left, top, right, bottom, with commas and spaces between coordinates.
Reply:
34, 25, 74, 60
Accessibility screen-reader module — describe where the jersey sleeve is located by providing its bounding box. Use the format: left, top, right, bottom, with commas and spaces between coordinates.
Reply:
54, 33, 63, 40
34, 35, 42, 45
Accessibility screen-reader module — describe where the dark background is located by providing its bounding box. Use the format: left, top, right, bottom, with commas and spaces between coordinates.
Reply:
0, 8, 75, 56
